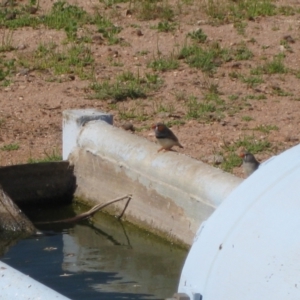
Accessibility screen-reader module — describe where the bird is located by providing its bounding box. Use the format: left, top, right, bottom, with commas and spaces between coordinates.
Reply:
152, 122, 183, 152
239, 150, 260, 177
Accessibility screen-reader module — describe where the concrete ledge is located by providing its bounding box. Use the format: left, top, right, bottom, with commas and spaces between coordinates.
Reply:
0, 261, 70, 300
65, 110, 242, 247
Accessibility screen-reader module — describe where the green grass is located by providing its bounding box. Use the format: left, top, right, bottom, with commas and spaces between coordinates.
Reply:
203, 0, 278, 24
179, 42, 231, 73
147, 55, 179, 72
90, 71, 161, 101
227, 135, 271, 153
133, 1, 175, 21
242, 115, 254, 122
19, 42, 94, 80
95, 15, 122, 45
219, 152, 242, 173
251, 53, 287, 75
240, 74, 264, 88
118, 105, 149, 121
1, 143, 19, 151
271, 86, 292, 97
0, 30, 15, 52
0, 1, 123, 44
244, 94, 267, 100
233, 43, 253, 60
151, 21, 177, 32
253, 124, 278, 134
0, 57, 15, 85
28, 149, 62, 163
186, 95, 217, 121
187, 29, 207, 43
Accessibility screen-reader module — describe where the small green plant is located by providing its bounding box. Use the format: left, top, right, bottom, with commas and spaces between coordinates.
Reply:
242, 116, 254, 122
90, 80, 146, 101
271, 86, 292, 97
227, 135, 271, 153
95, 15, 122, 45
187, 29, 207, 43
186, 96, 216, 120
252, 53, 287, 75
244, 94, 267, 100
43, 1, 92, 40
179, 42, 231, 73
152, 21, 176, 32
254, 124, 278, 134
234, 21, 247, 35
228, 94, 239, 101
134, 1, 174, 21
233, 43, 253, 60
1, 143, 19, 151
118, 106, 149, 121
21, 42, 94, 79
147, 55, 179, 72
202, 0, 277, 24
165, 120, 185, 127
0, 57, 15, 84
28, 149, 62, 163
240, 74, 264, 88
0, 30, 15, 52
89, 71, 161, 101
220, 152, 242, 173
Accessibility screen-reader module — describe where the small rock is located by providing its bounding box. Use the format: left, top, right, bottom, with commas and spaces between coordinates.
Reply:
17, 44, 27, 50
283, 35, 295, 44
136, 29, 143, 36
92, 35, 104, 44
156, 112, 171, 118
18, 68, 30, 76
205, 154, 224, 165
121, 122, 135, 132
125, 9, 132, 16
5, 12, 16, 20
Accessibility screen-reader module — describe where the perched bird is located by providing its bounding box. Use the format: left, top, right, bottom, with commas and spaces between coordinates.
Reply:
152, 122, 183, 152
239, 150, 260, 177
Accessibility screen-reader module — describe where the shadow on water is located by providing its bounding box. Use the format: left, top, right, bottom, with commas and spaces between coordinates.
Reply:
1, 202, 188, 300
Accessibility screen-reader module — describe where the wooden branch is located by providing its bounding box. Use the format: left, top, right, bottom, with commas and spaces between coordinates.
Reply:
35, 194, 132, 225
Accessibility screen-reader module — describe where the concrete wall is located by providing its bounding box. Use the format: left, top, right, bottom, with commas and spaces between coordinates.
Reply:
64, 110, 242, 247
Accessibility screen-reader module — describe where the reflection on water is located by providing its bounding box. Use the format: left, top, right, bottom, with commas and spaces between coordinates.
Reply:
1, 203, 187, 300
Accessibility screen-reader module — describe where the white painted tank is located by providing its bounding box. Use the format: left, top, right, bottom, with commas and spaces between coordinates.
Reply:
178, 143, 300, 300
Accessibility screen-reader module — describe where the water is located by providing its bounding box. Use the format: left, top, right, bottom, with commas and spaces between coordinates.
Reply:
1, 202, 187, 300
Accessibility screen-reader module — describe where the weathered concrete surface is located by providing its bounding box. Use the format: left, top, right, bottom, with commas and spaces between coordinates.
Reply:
63, 109, 113, 160
0, 161, 76, 206
69, 120, 242, 247
0, 261, 70, 300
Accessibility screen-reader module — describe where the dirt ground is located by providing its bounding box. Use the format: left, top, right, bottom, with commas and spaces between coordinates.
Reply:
1, 0, 300, 178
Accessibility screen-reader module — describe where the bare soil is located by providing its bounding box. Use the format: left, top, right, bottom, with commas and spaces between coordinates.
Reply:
1, 0, 300, 178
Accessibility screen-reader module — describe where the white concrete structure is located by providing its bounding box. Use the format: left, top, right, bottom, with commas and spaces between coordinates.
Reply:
0, 261, 70, 300
63, 109, 242, 247
178, 143, 300, 300
62, 109, 113, 160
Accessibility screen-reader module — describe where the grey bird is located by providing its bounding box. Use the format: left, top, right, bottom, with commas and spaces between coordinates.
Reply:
152, 122, 183, 152
240, 151, 260, 177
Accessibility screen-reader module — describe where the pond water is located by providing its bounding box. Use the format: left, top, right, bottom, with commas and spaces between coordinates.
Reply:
1, 202, 188, 300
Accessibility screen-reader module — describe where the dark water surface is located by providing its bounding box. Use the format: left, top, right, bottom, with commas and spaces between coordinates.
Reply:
1, 202, 187, 300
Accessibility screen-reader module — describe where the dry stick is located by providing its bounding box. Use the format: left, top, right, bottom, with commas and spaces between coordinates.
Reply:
35, 194, 132, 225
118, 197, 131, 220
